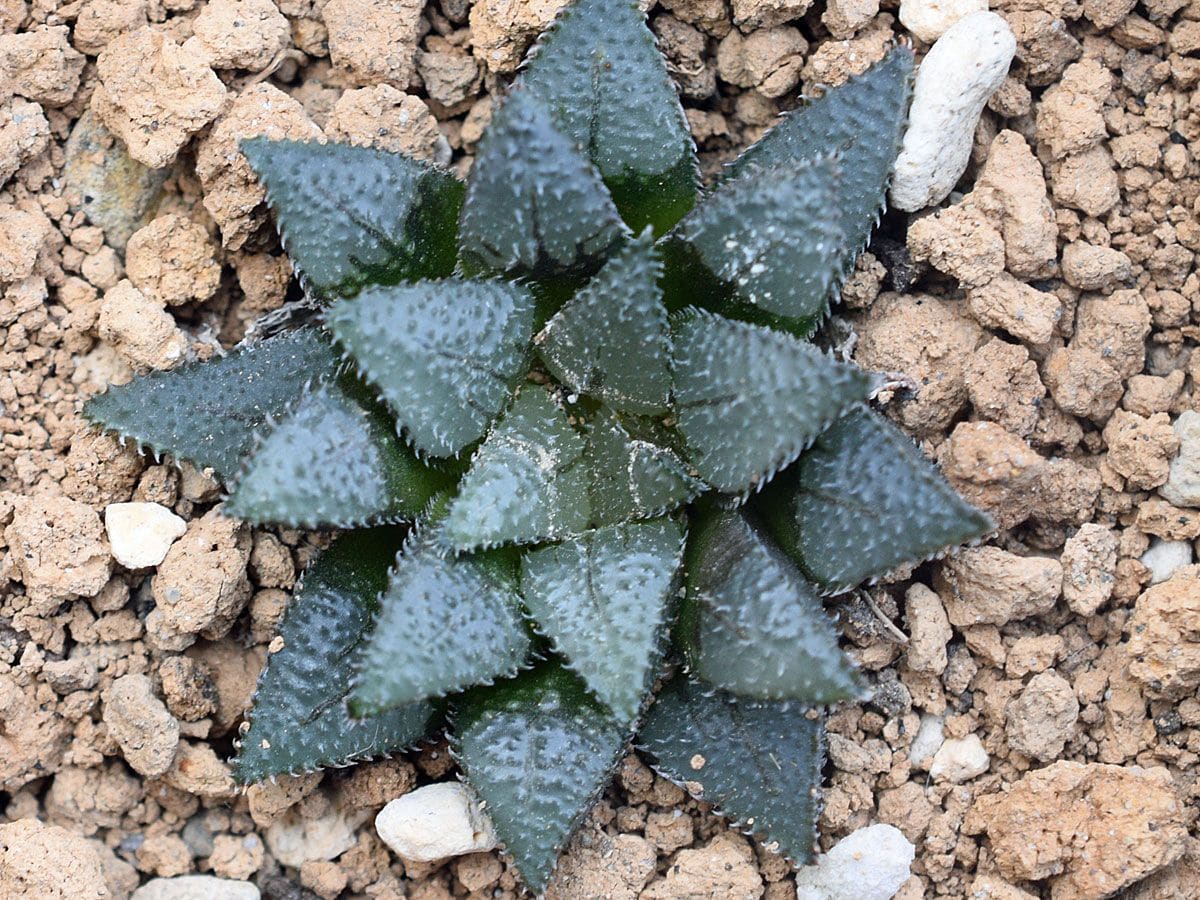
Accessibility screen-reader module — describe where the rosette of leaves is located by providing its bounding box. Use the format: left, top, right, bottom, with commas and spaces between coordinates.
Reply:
85, 1, 991, 891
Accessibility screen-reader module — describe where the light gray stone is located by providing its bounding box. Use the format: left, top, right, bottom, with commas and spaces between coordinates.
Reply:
1160, 411, 1200, 508
375, 781, 497, 863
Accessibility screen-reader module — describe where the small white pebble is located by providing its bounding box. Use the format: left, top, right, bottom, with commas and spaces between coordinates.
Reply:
930, 734, 989, 782
795, 824, 915, 900
1141, 539, 1194, 585
375, 782, 497, 863
104, 502, 187, 569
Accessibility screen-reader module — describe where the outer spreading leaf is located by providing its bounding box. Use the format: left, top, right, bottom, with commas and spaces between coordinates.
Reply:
679, 510, 860, 702
350, 536, 531, 714
84, 327, 339, 481
671, 310, 874, 495
585, 412, 702, 527
518, 0, 698, 232
725, 47, 913, 275
226, 380, 449, 528
242, 138, 464, 298
520, 519, 684, 721
458, 91, 627, 278
536, 230, 671, 415
453, 664, 627, 893
236, 529, 436, 783
759, 406, 993, 592
326, 278, 535, 457
442, 387, 591, 551
637, 675, 824, 864
667, 157, 843, 336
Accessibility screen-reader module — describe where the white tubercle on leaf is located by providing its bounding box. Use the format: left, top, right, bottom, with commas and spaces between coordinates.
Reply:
889, 11, 1015, 212
104, 502, 187, 569
794, 824, 916, 900
375, 782, 498, 863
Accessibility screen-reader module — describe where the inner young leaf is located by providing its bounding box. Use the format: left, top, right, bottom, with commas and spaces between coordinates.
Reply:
457, 91, 628, 278
680, 509, 861, 703
236, 528, 437, 784
671, 309, 875, 495
350, 535, 531, 714
226, 379, 451, 528
519, 518, 684, 722
242, 138, 464, 299
535, 229, 672, 416
518, 0, 698, 233
325, 278, 535, 457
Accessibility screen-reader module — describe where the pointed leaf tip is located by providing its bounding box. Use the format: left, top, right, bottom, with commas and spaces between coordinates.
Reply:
536, 230, 672, 415
242, 138, 464, 298
236, 528, 436, 784
325, 278, 535, 457
671, 310, 874, 495
458, 91, 627, 278
520, 518, 684, 721
518, 0, 698, 232
758, 405, 994, 592
453, 663, 627, 893
637, 675, 825, 865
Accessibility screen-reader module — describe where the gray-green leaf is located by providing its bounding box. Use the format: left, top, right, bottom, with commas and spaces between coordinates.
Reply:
236, 528, 436, 783
671, 309, 874, 495
453, 664, 627, 894
518, 0, 698, 233
637, 675, 824, 864
758, 405, 994, 592
520, 518, 684, 721
242, 138, 464, 299
536, 230, 671, 415
680, 509, 860, 702
350, 536, 530, 714
458, 91, 627, 278
325, 278, 535, 457
83, 327, 339, 482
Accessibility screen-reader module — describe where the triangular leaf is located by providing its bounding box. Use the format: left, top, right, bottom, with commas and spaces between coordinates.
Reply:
453, 664, 627, 893
84, 327, 340, 481
585, 412, 702, 527
671, 310, 874, 495
724, 47, 913, 277
518, 0, 698, 233
236, 528, 437, 783
679, 509, 860, 702
536, 230, 671, 415
226, 380, 451, 528
519, 518, 684, 721
665, 156, 844, 337
325, 278, 536, 457
442, 386, 591, 551
458, 91, 627, 278
637, 674, 824, 865
758, 406, 994, 593
350, 536, 531, 714
242, 138, 464, 299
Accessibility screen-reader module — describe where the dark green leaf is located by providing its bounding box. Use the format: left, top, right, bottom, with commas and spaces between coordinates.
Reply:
84, 327, 339, 482
536, 230, 671, 415
671, 310, 874, 495
758, 406, 994, 593
679, 509, 860, 702
442, 386, 591, 551
350, 535, 531, 714
458, 91, 627, 278
453, 664, 627, 893
518, 0, 698, 233
725, 47, 913, 277
242, 138, 464, 298
325, 278, 535, 457
225, 380, 450, 528
666, 156, 843, 336
520, 518, 684, 721
637, 675, 824, 864
236, 528, 437, 783
585, 411, 701, 527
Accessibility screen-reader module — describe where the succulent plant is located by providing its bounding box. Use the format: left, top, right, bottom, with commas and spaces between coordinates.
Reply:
85, 0, 991, 891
